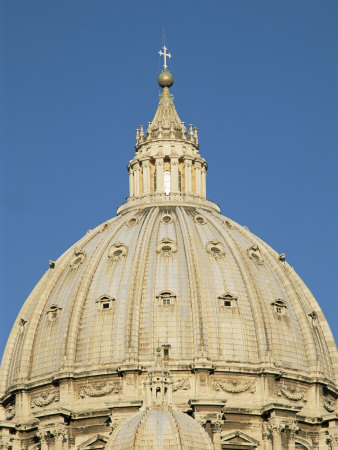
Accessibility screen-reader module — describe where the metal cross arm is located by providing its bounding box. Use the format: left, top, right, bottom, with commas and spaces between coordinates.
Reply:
158, 46, 172, 69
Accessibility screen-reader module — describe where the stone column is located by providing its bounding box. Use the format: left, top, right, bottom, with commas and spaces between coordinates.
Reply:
38, 432, 48, 450
195, 161, 202, 195
201, 164, 206, 198
287, 420, 299, 450
54, 428, 65, 450
262, 422, 272, 450
268, 420, 284, 450
211, 420, 222, 450
327, 434, 338, 450
184, 159, 192, 195
133, 162, 140, 197
128, 166, 134, 197
11, 437, 21, 450
170, 157, 179, 193
155, 157, 164, 194
142, 159, 151, 195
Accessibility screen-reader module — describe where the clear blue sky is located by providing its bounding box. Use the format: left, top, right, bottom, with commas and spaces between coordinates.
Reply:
1, 0, 337, 358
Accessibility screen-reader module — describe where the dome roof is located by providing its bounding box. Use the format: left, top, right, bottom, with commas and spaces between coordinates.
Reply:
107, 406, 213, 450
1, 204, 337, 393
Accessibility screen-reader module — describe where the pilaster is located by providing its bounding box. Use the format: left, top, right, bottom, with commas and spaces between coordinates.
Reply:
170, 157, 179, 193
195, 161, 202, 195
133, 162, 140, 197
155, 157, 164, 194
128, 166, 134, 197
142, 159, 151, 195
184, 158, 192, 194
201, 164, 206, 198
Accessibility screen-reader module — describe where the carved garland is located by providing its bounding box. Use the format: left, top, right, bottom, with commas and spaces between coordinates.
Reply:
214, 379, 255, 393
79, 381, 122, 399
31, 390, 59, 408
277, 386, 305, 401
172, 378, 191, 392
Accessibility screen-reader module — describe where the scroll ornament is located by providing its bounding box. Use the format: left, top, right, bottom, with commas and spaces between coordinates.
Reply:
79, 381, 122, 398
31, 390, 59, 408
323, 396, 336, 413
214, 379, 255, 394
5, 405, 15, 420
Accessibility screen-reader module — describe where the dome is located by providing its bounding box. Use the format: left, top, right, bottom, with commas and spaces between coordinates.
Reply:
1, 49, 337, 450
1, 205, 337, 389
107, 406, 213, 450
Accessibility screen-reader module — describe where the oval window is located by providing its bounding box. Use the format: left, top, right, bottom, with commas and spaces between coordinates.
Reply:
162, 245, 172, 252
162, 215, 172, 223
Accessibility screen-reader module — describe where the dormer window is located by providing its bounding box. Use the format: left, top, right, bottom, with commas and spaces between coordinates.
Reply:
157, 291, 176, 306
46, 305, 62, 321
95, 295, 115, 310
271, 299, 287, 315
218, 292, 237, 309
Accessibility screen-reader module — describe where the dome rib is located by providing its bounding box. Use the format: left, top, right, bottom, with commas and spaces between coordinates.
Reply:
125, 207, 159, 360
255, 233, 318, 373
216, 220, 270, 363
176, 207, 206, 354
67, 222, 123, 370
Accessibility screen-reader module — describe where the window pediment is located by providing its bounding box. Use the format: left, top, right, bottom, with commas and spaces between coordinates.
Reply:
95, 295, 115, 310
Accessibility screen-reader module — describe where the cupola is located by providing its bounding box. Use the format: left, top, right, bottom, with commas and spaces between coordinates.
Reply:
121, 46, 213, 214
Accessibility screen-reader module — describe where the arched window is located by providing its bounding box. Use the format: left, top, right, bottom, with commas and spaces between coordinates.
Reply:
164, 170, 171, 195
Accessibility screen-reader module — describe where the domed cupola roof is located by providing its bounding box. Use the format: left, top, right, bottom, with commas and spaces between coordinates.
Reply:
107, 406, 214, 450
107, 354, 214, 450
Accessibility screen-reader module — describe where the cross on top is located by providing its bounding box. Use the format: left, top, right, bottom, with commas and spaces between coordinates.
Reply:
158, 46, 172, 69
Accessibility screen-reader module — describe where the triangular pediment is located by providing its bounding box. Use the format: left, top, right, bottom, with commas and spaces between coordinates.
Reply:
77, 434, 108, 450
221, 431, 259, 448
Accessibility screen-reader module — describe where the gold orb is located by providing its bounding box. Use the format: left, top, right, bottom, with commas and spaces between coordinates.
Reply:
158, 68, 174, 88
